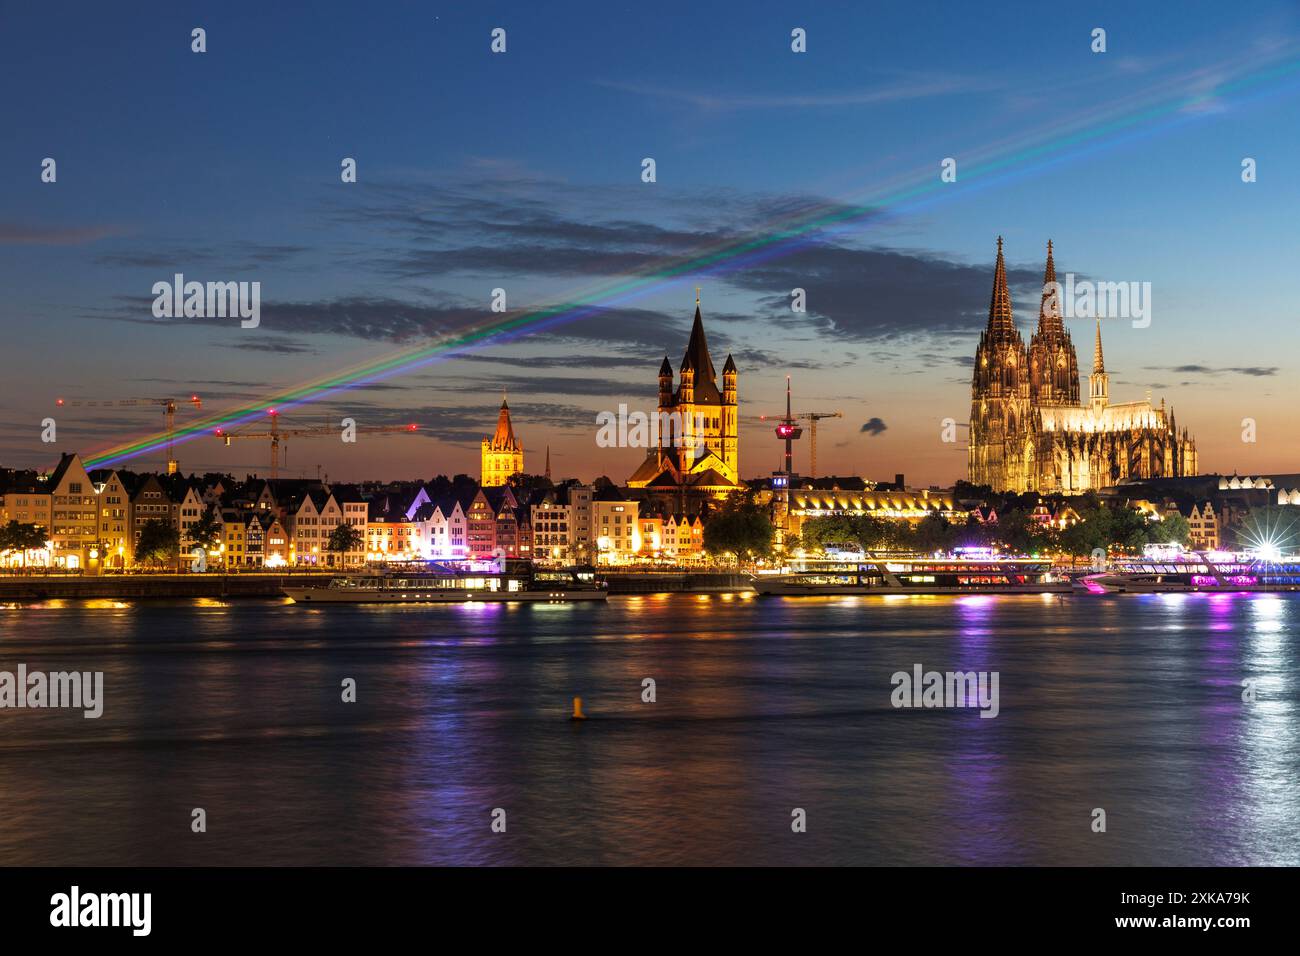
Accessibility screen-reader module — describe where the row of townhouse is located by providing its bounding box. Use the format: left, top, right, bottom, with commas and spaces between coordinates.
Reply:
1, 452, 711, 570
0, 454, 371, 570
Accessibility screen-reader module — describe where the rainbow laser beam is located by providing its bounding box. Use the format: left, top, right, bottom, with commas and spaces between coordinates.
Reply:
82, 47, 1300, 470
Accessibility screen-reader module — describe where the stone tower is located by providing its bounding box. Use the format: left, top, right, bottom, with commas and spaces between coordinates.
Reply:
968, 237, 1031, 491
1027, 240, 1081, 407
481, 397, 524, 487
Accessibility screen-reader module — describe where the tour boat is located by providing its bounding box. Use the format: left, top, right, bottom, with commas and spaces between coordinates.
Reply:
283, 562, 608, 604
1081, 548, 1300, 593
754, 552, 1072, 596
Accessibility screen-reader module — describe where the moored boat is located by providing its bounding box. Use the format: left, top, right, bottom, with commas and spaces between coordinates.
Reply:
754, 551, 1072, 596
1081, 547, 1300, 593
283, 561, 607, 604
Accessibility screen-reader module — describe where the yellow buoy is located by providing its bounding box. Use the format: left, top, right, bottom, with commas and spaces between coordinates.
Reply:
571, 696, 587, 720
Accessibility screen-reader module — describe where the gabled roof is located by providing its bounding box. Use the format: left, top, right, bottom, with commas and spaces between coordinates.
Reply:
46, 453, 79, 491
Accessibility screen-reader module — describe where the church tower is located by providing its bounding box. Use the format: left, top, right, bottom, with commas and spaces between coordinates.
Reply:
481, 397, 524, 487
969, 237, 1031, 490
1088, 319, 1110, 413
1028, 240, 1081, 406
628, 294, 740, 492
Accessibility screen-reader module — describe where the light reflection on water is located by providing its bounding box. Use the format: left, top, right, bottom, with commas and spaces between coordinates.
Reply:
0, 592, 1298, 865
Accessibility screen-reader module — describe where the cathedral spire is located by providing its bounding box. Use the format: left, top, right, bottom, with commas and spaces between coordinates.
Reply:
545, 444, 551, 480
1088, 318, 1109, 412
1037, 239, 1064, 335
987, 236, 1015, 336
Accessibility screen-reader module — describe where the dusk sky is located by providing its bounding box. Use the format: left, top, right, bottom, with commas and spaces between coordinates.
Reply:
4, 1, 1300, 485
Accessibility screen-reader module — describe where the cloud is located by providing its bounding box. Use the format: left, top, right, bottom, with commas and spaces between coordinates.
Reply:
860, 417, 888, 436
1144, 364, 1279, 377
734, 241, 1044, 340
95, 294, 706, 355
596, 75, 1000, 111
213, 335, 319, 355
0, 222, 117, 245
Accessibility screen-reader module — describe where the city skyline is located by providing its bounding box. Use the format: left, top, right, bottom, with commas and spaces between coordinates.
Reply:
4, 2, 1300, 484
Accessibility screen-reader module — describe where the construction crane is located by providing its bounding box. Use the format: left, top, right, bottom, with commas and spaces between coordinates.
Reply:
56, 395, 201, 474
750, 400, 843, 477
214, 410, 419, 480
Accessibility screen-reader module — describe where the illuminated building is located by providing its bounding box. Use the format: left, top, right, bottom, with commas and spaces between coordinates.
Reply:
627, 295, 743, 499
481, 398, 524, 487
968, 239, 1198, 492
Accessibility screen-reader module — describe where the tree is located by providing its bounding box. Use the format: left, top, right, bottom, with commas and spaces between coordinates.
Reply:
326, 523, 364, 564
1148, 511, 1191, 547
186, 508, 223, 553
135, 519, 180, 568
911, 513, 957, 553
703, 511, 775, 564
1059, 506, 1110, 561
798, 515, 858, 553
0, 520, 48, 568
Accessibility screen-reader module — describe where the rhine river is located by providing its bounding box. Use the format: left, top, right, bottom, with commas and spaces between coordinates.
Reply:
1, 592, 1298, 866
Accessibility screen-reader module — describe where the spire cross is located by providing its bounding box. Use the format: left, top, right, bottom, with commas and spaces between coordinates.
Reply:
695, 285, 700, 306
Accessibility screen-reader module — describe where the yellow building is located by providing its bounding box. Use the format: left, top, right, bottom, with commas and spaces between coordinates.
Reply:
47, 453, 98, 569
594, 497, 639, 564
0, 479, 53, 567
92, 470, 132, 569
481, 399, 524, 487
785, 487, 962, 541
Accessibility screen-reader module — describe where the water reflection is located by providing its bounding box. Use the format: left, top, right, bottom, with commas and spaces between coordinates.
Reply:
1, 593, 1298, 865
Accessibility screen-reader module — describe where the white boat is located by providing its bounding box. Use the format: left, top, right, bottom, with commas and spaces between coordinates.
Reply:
754, 553, 1072, 596
284, 563, 607, 604
1081, 548, 1300, 593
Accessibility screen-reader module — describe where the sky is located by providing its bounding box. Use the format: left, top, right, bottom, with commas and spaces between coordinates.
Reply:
3, 1, 1300, 486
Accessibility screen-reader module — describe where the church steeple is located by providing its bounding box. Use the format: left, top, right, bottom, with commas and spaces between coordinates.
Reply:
1037, 239, 1065, 336
1088, 318, 1109, 412
491, 397, 518, 448
1027, 239, 1080, 407
987, 236, 1016, 337
481, 394, 524, 487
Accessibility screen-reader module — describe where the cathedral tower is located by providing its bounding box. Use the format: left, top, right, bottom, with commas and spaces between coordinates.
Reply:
1028, 240, 1081, 406
968, 237, 1031, 490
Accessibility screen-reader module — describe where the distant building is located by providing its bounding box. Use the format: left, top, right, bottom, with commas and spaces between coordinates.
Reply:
627, 297, 743, 500
1183, 501, 1220, 550
968, 239, 1197, 492
481, 399, 524, 487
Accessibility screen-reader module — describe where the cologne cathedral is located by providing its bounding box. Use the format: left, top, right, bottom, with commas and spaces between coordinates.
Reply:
627, 296, 743, 498
968, 238, 1198, 493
